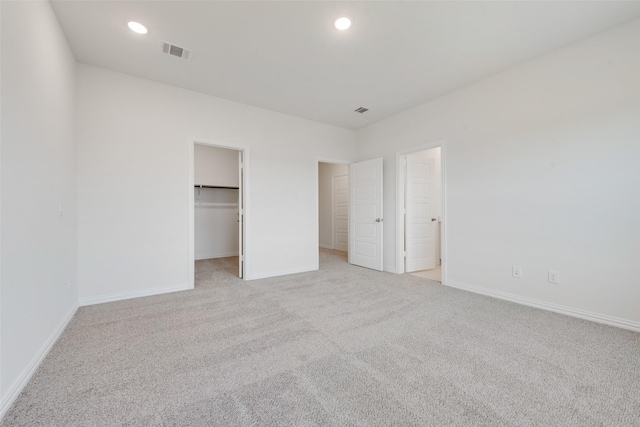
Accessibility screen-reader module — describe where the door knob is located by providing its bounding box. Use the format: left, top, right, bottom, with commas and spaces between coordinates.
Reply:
375, 218, 383, 222
431, 218, 437, 222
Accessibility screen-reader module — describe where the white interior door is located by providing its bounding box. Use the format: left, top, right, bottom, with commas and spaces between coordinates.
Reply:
349, 158, 383, 271
405, 154, 436, 272
238, 151, 244, 278
333, 175, 348, 252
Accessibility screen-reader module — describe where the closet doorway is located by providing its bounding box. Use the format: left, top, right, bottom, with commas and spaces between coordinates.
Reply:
318, 161, 349, 268
189, 141, 248, 286
396, 142, 446, 283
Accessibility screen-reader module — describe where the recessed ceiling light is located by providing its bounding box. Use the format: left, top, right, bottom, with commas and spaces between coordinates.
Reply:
334, 17, 351, 31
127, 21, 148, 35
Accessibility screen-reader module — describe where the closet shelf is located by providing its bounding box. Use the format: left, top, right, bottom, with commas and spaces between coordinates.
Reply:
195, 202, 238, 208
194, 185, 239, 190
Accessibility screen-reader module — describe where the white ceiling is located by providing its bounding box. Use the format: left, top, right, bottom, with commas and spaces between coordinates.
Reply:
51, 1, 640, 130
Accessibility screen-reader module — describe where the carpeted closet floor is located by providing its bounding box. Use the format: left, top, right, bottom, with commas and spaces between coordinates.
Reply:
2, 249, 639, 426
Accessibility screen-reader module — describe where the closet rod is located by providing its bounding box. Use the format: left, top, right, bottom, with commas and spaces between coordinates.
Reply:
194, 185, 239, 190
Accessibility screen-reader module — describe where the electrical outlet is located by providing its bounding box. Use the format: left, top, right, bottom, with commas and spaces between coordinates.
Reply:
548, 270, 560, 284
512, 266, 523, 278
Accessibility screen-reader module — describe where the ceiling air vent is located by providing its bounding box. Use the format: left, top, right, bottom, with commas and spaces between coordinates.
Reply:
354, 107, 369, 113
160, 41, 192, 61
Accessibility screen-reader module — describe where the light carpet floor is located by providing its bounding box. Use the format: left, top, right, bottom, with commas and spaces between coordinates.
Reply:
2, 249, 639, 426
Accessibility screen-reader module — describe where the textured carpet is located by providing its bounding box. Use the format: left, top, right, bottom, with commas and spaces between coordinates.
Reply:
2, 249, 639, 426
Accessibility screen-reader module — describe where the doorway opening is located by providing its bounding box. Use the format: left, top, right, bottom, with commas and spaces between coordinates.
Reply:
189, 140, 248, 287
318, 161, 349, 268
397, 142, 446, 283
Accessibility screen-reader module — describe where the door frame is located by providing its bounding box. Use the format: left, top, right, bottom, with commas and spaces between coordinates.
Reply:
396, 140, 447, 282
316, 158, 350, 269
188, 138, 250, 286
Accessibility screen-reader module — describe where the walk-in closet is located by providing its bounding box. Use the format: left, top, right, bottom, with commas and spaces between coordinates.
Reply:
194, 144, 240, 267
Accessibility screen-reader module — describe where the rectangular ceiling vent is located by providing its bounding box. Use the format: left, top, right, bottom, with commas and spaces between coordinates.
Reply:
160, 41, 192, 61
354, 107, 369, 114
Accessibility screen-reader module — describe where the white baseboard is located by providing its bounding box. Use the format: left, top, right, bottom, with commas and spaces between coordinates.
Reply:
246, 265, 318, 281
445, 279, 640, 333
195, 252, 239, 261
319, 244, 334, 250
79, 283, 191, 306
1, 303, 78, 420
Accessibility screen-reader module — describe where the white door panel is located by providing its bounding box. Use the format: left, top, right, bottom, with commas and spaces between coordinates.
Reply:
355, 241, 377, 257
355, 204, 377, 218
350, 158, 383, 271
333, 175, 349, 252
336, 193, 349, 204
406, 155, 436, 272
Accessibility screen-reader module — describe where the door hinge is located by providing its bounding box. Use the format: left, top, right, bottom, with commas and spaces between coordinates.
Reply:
239, 255, 244, 262
403, 251, 407, 257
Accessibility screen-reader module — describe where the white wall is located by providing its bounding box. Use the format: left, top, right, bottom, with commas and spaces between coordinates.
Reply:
195, 188, 239, 260
318, 162, 348, 249
77, 64, 355, 301
0, 0, 78, 415
194, 144, 239, 187
356, 19, 640, 327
